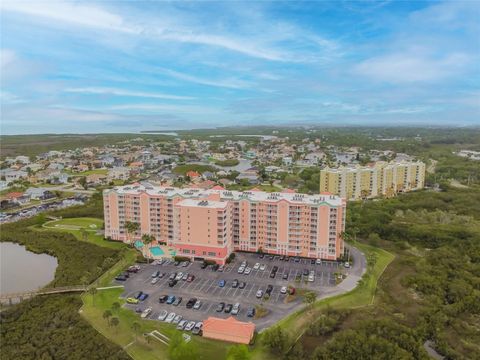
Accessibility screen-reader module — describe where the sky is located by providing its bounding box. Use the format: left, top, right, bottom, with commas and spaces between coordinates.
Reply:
1, 0, 479, 134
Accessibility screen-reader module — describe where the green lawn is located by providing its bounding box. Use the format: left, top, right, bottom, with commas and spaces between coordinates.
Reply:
40, 217, 125, 250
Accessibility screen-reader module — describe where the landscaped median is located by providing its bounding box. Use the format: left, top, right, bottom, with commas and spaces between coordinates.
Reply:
250, 242, 395, 360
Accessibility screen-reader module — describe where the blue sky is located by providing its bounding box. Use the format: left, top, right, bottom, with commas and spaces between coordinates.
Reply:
1, 0, 479, 134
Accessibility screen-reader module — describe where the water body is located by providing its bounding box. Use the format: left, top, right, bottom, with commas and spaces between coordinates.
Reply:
0, 242, 58, 295
189, 159, 253, 172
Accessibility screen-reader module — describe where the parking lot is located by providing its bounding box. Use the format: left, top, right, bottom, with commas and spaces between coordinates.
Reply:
117, 252, 357, 330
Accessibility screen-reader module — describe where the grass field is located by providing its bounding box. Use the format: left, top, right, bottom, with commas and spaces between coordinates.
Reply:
65, 169, 109, 176
40, 217, 125, 250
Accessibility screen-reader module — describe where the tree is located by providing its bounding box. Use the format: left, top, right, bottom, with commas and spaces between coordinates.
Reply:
112, 301, 120, 313
80, 228, 89, 242
78, 176, 87, 190
262, 326, 291, 355
141, 234, 155, 263
303, 291, 317, 311
89, 287, 98, 307
131, 321, 141, 342
125, 221, 140, 245
227, 345, 251, 360
110, 317, 119, 333
103, 310, 112, 326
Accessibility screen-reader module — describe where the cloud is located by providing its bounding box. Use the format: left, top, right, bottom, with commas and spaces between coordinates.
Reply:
156, 68, 251, 89
354, 52, 471, 83
64, 87, 194, 100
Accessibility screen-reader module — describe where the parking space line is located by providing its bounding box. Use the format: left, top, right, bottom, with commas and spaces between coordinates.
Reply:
246, 284, 255, 298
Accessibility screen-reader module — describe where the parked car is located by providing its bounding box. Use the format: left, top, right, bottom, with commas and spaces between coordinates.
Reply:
212, 264, 219, 271
173, 261, 180, 266
216, 302, 225, 312
294, 257, 300, 263
310, 259, 316, 265
224, 304, 233, 313
269, 271, 276, 278
344, 262, 350, 268
247, 307, 256, 317
185, 321, 196, 331
218, 280, 226, 287
280, 286, 287, 294
158, 310, 168, 321
231, 303, 240, 315
282, 273, 288, 280
218, 265, 225, 272
133, 291, 143, 299
165, 312, 176, 323
303, 269, 309, 276
253, 263, 260, 270
256, 290, 263, 298
284, 256, 290, 261
159, 295, 168, 303
175, 272, 184, 281
316, 258, 322, 265
232, 279, 239, 288
158, 273, 166, 279
279, 255, 285, 261
151, 278, 159, 285
181, 273, 188, 281
152, 270, 160, 278
308, 270, 315, 282
127, 265, 140, 273
135, 307, 143, 313
186, 298, 197, 309
266, 285, 273, 295
173, 296, 183, 306
193, 300, 202, 310
272, 266, 278, 272
239, 281, 246, 289
186, 274, 195, 282
126, 297, 139, 304
177, 320, 187, 330
141, 307, 152, 318
168, 279, 178, 287
115, 275, 127, 281
200, 262, 208, 269
259, 264, 266, 271
138, 293, 149, 301
237, 266, 245, 274
181, 261, 189, 267
244, 267, 252, 275
172, 314, 182, 324
166, 295, 176, 304
192, 322, 203, 335
169, 273, 177, 280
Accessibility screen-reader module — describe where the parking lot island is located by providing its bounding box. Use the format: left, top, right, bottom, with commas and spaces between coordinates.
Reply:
202, 316, 255, 344
104, 184, 346, 264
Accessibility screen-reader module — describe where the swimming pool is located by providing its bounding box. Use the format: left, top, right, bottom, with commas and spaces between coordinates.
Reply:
134, 241, 144, 248
150, 246, 164, 256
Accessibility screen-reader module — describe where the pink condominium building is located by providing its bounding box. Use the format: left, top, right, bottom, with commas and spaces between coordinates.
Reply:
103, 184, 346, 265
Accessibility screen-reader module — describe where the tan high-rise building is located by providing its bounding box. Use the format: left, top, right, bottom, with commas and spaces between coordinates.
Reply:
319, 160, 425, 200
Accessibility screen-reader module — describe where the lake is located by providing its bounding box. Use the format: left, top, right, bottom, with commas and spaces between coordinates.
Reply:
0, 242, 58, 295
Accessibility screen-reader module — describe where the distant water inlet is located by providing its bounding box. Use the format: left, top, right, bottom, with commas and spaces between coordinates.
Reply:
0, 242, 58, 295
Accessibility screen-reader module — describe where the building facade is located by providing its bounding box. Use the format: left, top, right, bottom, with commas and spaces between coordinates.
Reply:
319, 160, 425, 200
103, 184, 346, 264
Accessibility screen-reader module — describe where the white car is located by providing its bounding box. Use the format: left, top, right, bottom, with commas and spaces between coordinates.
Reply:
256, 289, 263, 298
218, 265, 225, 272
193, 300, 202, 310
175, 272, 184, 281
241, 260, 247, 267
141, 307, 152, 318
344, 262, 350, 268
192, 322, 203, 335
253, 263, 260, 270
165, 312, 176, 323
244, 267, 251, 275
308, 270, 315, 282
158, 310, 168, 321
231, 303, 240, 315
177, 320, 187, 330
185, 321, 196, 331
280, 286, 287, 294
173, 314, 183, 324
259, 264, 266, 271
237, 266, 245, 274
151, 278, 159, 285
316, 259, 322, 265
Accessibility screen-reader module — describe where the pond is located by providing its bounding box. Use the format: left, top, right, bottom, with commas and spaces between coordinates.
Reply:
0, 242, 58, 295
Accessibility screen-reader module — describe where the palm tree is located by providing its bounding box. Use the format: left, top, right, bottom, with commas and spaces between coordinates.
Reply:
303, 291, 317, 313
103, 309, 112, 326
131, 321, 141, 342
88, 287, 97, 307
142, 234, 155, 263
110, 317, 119, 333
125, 221, 140, 246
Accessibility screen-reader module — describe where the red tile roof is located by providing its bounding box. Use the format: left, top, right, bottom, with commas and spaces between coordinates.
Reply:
202, 316, 255, 344
5, 192, 25, 199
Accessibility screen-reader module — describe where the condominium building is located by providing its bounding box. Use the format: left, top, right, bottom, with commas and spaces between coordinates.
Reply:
319, 160, 425, 200
103, 184, 346, 264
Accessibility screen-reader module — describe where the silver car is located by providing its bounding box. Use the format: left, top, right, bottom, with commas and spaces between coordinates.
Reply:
176, 320, 187, 330
193, 300, 202, 310
185, 321, 196, 331
172, 314, 183, 324
231, 303, 240, 315
158, 310, 168, 321
165, 312, 176, 323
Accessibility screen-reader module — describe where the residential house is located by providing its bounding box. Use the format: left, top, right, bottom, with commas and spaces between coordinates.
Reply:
108, 167, 131, 181
25, 187, 55, 200
2, 170, 28, 184
86, 174, 108, 186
